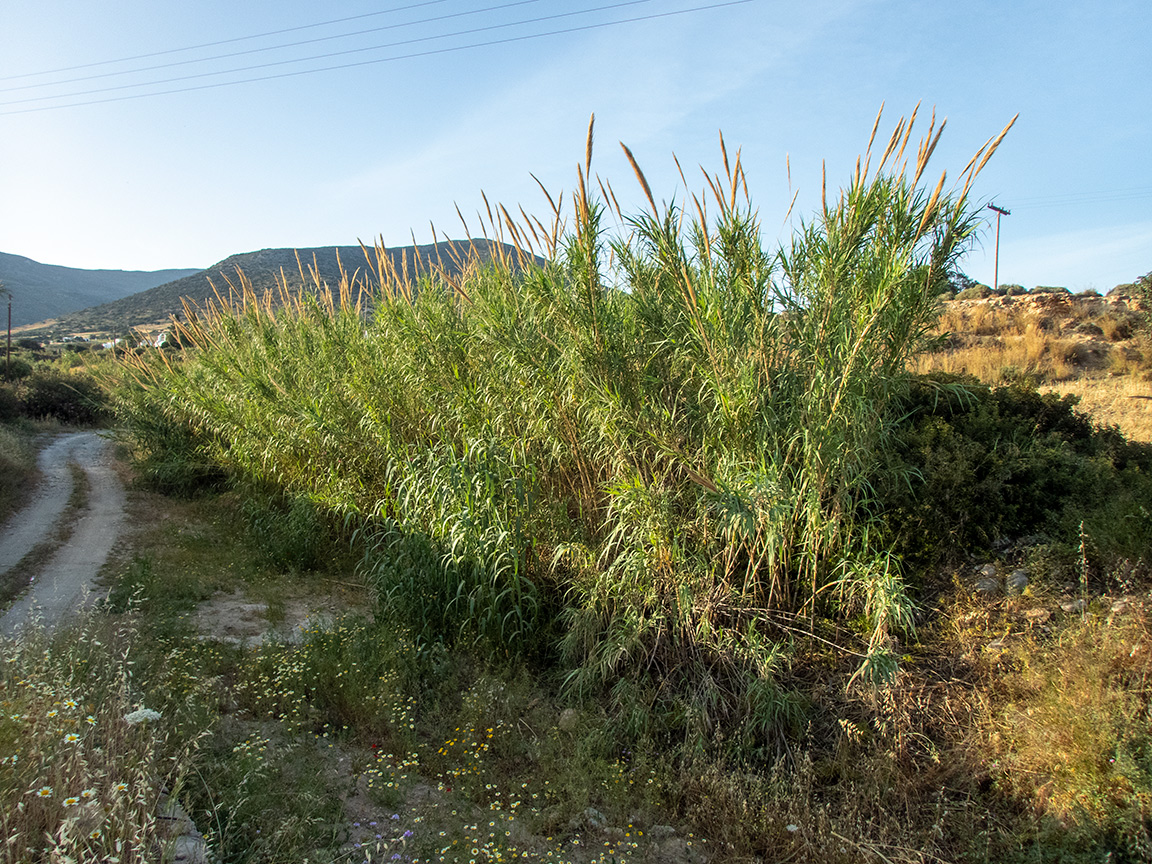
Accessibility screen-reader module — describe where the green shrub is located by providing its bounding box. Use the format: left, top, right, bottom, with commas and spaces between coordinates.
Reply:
3, 356, 33, 381
0, 384, 20, 422
956, 284, 991, 300
20, 370, 107, 424
874, 373, 1150, 566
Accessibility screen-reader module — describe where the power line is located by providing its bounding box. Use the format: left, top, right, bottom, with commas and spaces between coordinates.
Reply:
0, 0, 553, 94
0, 0, 454, 81
0, 0, 752, 114
1010, 187, 1152, 210
0, 0, 658, 107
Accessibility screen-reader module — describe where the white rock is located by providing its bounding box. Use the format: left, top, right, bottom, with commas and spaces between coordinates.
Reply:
1006, 570, 1029, 594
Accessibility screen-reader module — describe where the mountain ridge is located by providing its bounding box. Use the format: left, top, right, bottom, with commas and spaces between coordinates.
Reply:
13, 240, 529, 335
0, 251, 201, 328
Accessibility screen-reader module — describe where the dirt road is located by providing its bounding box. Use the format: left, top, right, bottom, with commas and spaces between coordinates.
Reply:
0, 431, 126, 637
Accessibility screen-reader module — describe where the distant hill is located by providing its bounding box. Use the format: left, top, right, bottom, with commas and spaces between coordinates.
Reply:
0, 251, 200, 328
33, 240, 528, 335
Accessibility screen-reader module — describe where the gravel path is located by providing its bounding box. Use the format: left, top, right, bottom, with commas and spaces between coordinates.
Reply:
0, 431, 125, 637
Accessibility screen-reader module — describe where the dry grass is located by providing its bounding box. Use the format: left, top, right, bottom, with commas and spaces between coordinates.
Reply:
915, 296, 1152, 440
979, 599, 1152, 856
912, 324, 1079, 383
1042, 375, 1152, 442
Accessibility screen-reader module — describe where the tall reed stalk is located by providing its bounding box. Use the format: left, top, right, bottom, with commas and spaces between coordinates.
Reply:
115, 109, 1013, 749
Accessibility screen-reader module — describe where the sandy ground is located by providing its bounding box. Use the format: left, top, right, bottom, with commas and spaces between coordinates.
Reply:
0, 430, 125, 637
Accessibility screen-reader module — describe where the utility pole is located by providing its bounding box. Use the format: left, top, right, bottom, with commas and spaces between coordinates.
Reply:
988, 203, 1010, 291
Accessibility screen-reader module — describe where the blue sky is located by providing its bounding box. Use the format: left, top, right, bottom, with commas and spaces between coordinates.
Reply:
1, 0, 1149, 291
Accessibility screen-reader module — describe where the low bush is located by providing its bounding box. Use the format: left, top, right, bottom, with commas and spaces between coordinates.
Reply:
956, 284, 991, 300
3, 357, 33, 381
874, 373, 1151, 566
19, 371, 107, 425
0, 422, 36, 524
0, 384, 21, 422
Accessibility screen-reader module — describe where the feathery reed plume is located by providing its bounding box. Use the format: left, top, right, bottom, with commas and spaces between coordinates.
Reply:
584, 112, 595, 183
620, 142, 657, 215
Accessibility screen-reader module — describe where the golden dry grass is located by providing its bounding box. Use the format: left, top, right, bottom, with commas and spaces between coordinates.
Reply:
1042, 375, 1152, 442
912, 325, 1077, 383
915, 296, 1152, 441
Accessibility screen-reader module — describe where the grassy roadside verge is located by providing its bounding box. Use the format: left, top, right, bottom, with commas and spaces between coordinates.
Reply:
1, 429, 1150, 862
0, 423, 44, 527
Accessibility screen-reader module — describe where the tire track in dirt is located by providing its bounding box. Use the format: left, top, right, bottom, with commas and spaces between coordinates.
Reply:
0, 431, 125, 637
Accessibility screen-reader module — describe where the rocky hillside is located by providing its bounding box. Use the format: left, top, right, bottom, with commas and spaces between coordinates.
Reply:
917, 287, 1152, 440
29, 239, 527, 335
0, 251, 200, 328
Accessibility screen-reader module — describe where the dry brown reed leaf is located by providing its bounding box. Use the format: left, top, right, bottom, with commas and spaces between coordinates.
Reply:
603, 178, 623, 224
877, 117, 906, 175
728, 145, 742, 211
896, 102, 921, 169
915, 170, 948, 239
474, 207, 492, 243
440, 232, 468, 275
821, 160, 827, 213
596, 177, 617, 221
519, 204, 544, 250
691, 191, 711, 254
599, 176, 617, 221
576, 163, 591, 232
500, 202, 534, 265
530, 173, 561, 221
959, 114, 1018, 201
480, 189, 495, 228
531, 213, 558, 258
701, 167, 724, 213
584, 112, 595, 182
454, 203, 471, 237
864, 102, 884, 166
972, 113, 1019, 180
782, 188, 800, 226
409, 230, 425, 275
912, 109, 945, 187
620, 141, 658, 215
719, 129, 731, 183
529, 177, 566, 256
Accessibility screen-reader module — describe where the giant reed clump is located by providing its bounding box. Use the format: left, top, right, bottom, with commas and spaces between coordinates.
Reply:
116, 109, 1015, 753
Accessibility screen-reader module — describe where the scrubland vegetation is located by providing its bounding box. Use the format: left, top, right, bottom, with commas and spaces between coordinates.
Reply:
0, 345, 111, 526
4, 111, 1152, 862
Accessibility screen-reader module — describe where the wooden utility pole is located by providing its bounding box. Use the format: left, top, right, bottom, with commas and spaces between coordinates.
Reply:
988, 203, 1010, 291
